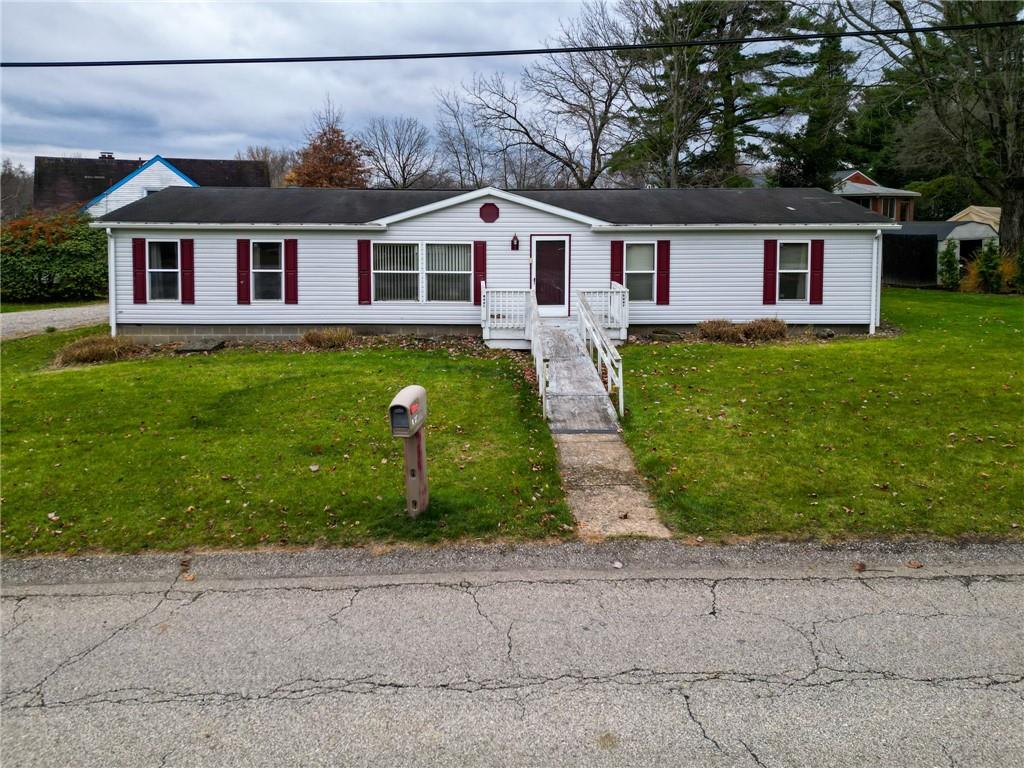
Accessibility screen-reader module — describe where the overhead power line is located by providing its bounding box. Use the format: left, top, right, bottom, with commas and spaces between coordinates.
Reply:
2, 19, 1022, 69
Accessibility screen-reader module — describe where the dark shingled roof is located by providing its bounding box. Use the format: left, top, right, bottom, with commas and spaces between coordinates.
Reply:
98, 186, 892, 227
33, 156, 271, 211
891, 221, 962, 239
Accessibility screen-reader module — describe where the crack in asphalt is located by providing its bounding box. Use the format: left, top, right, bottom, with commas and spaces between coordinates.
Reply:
3, 570, 1022, 715
681, 692, 725, 754
740, 739, 769, 768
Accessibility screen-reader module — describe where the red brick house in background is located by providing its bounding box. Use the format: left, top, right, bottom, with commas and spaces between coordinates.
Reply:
832, 169, 919, 222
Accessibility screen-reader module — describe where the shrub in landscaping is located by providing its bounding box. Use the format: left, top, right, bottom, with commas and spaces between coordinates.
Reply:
697, 319, 744, 343
0, 211, 107, 302
54, 335, 144, 366
742, 318, 787, 342
301, 327, 355, 349
938, 239, 961, 290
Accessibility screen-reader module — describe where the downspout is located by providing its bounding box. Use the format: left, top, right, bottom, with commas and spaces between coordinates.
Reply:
106, 227, 116, 337
869, 228, 881, 335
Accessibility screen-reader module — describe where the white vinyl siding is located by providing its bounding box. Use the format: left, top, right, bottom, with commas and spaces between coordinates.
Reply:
84, 161, 194, 217
110, 195, 878, 327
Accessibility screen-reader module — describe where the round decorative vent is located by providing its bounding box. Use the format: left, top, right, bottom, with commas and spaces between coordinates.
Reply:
479, 203, 499, 223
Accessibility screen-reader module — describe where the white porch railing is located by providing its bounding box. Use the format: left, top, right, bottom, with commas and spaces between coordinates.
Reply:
480, 281, 532, 339
577, 292, 624, 417
580, 282, 629, 341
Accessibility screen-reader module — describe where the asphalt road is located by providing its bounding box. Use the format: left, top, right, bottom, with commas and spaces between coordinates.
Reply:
2, 541, 1023, 767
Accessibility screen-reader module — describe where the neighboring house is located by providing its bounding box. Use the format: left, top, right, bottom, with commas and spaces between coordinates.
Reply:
91, 186, 899, 344
33, 153, 270, 217
882, 220, 999, 287
832, 169, 919, 222
948, 205, 1001, 232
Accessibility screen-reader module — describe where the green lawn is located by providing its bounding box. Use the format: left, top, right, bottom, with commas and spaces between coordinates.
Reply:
1, 329, 569, 555
621, 289, 1023, 539
1, 299, 105, 314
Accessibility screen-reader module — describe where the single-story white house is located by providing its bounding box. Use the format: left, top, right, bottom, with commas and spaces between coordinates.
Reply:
92, 186, 899, 345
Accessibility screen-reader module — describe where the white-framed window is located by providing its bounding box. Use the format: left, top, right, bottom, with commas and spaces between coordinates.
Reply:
372, 242, 420, 302
425, 243, 472, 302
624, 242, 656, 302
777, 241, 809, 302
251, 241, 283, 302
372, 241, 474, 302
882, 198, 896, 218
147, 240, 180, 301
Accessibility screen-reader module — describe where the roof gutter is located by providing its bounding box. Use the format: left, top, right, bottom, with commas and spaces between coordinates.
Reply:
591, 222, 902, 232
90, 222, 388, 231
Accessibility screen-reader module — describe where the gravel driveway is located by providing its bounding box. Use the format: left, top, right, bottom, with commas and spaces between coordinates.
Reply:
0, 304, 108, 340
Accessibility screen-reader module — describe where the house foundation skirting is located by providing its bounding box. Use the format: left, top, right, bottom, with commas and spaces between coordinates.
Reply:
116, 323, 483, 344
630, 323, 872, 337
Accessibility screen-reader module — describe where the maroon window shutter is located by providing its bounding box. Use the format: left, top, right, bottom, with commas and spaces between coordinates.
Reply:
180, 239, 195, 304
357, 240, 372, 305
610, 240, 624, 285
132, 238, 147, 304
763, 239, 778, 305
236, 239, 251, 305
284, 239, 298, 304
473, 240, 487, 305
810, 239, 824, 305
656, 240, 670, 305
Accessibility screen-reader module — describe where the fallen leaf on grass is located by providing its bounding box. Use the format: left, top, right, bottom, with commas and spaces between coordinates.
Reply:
309, 464, 320, 472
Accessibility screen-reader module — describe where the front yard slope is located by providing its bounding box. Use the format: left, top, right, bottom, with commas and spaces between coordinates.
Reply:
621, 290, 1023, 539
1, 331, 569, 555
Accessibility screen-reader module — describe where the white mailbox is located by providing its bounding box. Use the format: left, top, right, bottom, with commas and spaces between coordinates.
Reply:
388, 385, 429, 516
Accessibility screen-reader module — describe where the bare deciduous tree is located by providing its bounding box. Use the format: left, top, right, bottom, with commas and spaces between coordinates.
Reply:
235, 145, 295, 187
360, 116, 437, 189
463, 0, 635, 188
1, 159, 34, 220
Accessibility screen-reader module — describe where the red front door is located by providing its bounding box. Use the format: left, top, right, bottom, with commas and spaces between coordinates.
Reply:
535, 239, 567, 309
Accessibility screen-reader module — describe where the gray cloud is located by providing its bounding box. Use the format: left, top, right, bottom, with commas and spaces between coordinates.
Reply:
1, 1, 581, 167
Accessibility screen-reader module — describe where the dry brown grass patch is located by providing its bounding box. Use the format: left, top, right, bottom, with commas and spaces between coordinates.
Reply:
301, 327, 356, 349
742, 317, 788, 342
54, 335, 146, 366
696, 319, 744, 343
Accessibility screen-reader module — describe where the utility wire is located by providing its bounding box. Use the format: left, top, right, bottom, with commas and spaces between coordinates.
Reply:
2, 19, 1022, 69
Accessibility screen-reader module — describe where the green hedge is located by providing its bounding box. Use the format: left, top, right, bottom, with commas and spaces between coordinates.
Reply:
0, 211, 107, 302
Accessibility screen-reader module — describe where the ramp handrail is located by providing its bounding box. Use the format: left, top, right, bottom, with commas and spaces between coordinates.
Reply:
577, 292, 624, 417
525, 291, 548, 415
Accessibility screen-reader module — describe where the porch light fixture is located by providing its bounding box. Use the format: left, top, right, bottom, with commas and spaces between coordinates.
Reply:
511, 234, 519, 250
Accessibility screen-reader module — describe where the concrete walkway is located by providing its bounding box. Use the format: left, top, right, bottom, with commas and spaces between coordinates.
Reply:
535, 324, 670, 539
3, 541, 1022, 768
1, 303, 108, 340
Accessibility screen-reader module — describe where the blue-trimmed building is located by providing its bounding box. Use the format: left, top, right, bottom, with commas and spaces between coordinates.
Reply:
32, 153, 270, 217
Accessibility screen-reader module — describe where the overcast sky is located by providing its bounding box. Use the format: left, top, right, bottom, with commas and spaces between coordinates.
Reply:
0, 1, 582, 168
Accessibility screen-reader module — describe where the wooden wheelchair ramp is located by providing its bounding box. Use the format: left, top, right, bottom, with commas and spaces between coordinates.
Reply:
533, 324, 619, 434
